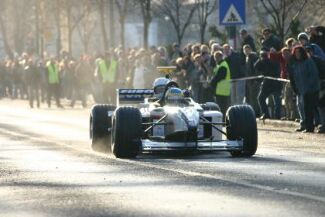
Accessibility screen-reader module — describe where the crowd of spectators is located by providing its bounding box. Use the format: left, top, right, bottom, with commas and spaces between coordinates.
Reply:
0, 25, 324, 133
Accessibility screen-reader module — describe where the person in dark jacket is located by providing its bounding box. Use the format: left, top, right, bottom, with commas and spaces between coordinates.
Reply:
25, 59, 41, 108
193, 54, 209, 103
269, 47, 297, 121
240, 29, 256, 52
288, 46, 320, 133
308, 25, 325, 52
254, 50, 282, 119
223, 44, 245, 105
170, 43, 183, 63
261, 28, 282, 51
306, 46, 325, 133
297, 32, 325, 61
243, 44, 260, 116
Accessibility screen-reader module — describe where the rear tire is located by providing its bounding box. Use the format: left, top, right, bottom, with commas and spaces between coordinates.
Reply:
90, 104, 116, 152
112, 107, 142, 158
226, 105, 258, 157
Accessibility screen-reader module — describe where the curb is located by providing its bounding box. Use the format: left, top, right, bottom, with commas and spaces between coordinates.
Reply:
256, 119, 300, 128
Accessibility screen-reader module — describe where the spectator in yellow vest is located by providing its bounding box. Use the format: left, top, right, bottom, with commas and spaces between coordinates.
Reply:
210, 51, 231, 115
95, 52, 118, 104
46, 58, 63, 108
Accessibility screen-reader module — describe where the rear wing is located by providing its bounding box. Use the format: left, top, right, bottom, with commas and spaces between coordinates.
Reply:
156, 66, 177, 74
117, 89, 154, 106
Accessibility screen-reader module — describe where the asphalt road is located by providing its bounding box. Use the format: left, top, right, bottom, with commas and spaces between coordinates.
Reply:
0, 99, 324, 217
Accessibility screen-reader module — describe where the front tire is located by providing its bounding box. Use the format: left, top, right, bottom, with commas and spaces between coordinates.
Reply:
90, 104, 116, 152
226, 105, 258, 157
111, 107, 142, 158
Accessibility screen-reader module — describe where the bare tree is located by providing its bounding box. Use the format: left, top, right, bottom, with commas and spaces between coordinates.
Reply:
35, 0, 41, 56
48, 0, 63, 58
76, 1, 97, 53
139, 0, 152, 49
259, 0, 308, 41
0, 0, 13, 58
63, 0, 85, 54
12, 0, 31, 54
108, 0, 116, 48
115, 0, 130, 49
195, 0, 217, 43
155, 0, 197, 45
98, 0, 109, 51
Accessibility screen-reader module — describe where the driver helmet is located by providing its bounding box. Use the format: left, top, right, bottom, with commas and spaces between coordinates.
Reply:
165, 87, 184, 105
153, 77, 170, 99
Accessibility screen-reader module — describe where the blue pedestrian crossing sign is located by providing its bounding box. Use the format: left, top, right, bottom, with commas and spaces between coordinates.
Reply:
219, 0, 246, 25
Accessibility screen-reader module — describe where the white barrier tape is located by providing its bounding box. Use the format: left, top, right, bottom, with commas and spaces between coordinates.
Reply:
200, 76, 325, 83
231, 75, 290, 83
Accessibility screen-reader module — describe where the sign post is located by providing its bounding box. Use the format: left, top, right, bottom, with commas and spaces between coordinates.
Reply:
219, 0, 246, 49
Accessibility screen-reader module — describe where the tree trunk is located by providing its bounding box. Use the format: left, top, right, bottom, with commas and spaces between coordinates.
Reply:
109, 0, 115, 48
143, 21, 149, 49
35, 0, 40, 56
56, 0, 61, 58
177, 33, 181, 45
68, 29, 72, 56
141, 0, 151, 49
120, 19, 125, 49
99, 0, 108, 51
0, 14, 13, 58
40, 0, 45, 58
67, 8, 72, 56
200, 22, 207, 43
13, 0, 26, 54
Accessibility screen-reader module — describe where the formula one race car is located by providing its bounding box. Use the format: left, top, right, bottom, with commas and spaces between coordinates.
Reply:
89, 71, 257, 158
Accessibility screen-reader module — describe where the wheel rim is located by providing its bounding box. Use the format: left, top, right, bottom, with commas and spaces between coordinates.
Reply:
111, 117, 116, 152
90, 117, 93, 139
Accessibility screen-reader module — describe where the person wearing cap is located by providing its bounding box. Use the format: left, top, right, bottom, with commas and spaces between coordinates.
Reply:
210, 51, 231, 114
240, 29, 256, 53
261, 28, 282, 51
254, 50, 282, 120
297, 32, 325, 61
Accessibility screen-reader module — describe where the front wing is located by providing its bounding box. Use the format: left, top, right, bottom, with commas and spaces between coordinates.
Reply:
141, 139, 243, 152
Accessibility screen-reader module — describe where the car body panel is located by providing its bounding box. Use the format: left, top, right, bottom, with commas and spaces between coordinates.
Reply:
112, 88, 243, 154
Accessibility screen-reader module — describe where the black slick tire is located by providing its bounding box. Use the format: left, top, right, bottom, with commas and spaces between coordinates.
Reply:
112, 107, 142, 158
90, 104, 116, 152
226, 105, 258, 157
